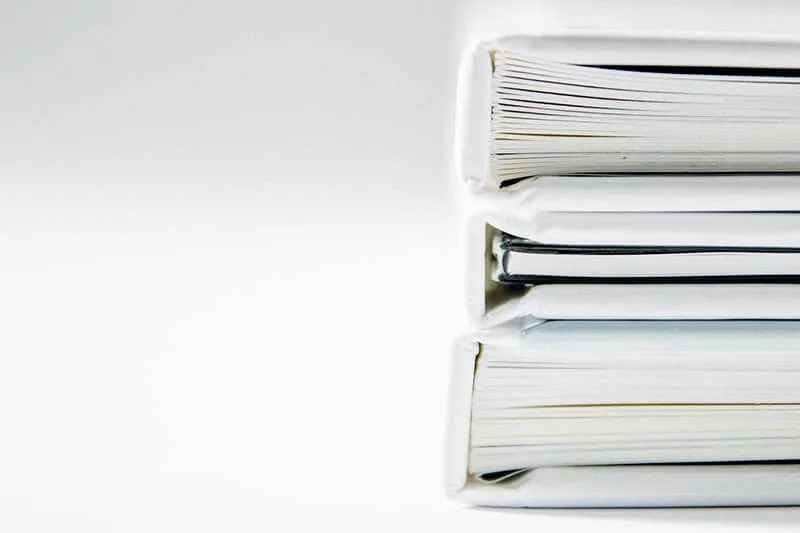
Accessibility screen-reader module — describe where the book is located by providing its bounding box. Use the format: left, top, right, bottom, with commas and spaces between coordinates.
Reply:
493, 235, 800, 283
470, 320, 800, 477
464, 216, 800, 320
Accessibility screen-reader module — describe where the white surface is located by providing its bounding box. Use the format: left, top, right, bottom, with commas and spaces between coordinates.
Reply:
1, 0, 800, 531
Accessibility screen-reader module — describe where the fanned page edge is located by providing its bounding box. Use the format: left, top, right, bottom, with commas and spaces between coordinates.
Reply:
454, 32, 800, 192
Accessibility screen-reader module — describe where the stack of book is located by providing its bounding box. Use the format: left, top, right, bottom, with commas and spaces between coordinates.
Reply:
447, 33, 800, 507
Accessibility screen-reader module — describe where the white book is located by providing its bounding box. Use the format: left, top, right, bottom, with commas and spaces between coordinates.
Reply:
464, 216, 800, 321
447, 319, 800, 507
494, 236, 800, 282
448, 319, 800, 507
456, 36, 800, 191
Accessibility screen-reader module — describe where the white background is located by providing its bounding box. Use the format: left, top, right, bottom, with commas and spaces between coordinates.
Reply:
2, 0, 800, 530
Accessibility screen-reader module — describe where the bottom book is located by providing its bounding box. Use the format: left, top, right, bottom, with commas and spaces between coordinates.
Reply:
447, 319, 800, 507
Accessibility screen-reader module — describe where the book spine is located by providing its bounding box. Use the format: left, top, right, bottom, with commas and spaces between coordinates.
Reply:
445, 338, 479, 497
455, 45, 492, 192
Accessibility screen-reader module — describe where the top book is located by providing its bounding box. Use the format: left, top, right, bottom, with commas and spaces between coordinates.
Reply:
456, 35, 800, 191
